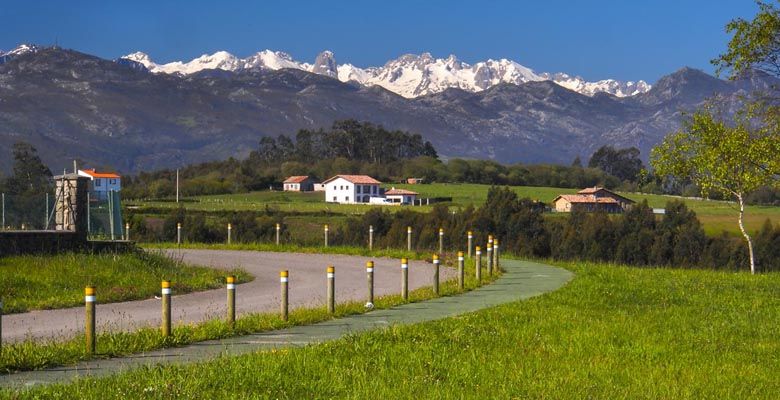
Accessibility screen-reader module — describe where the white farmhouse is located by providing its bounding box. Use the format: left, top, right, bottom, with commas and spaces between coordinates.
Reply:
77, 169, 121, 200
323, 175, 382, 204
385, 188, 418, 205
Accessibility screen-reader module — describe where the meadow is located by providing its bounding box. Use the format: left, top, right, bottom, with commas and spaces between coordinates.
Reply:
0, 252, 250, 313
14, 260, 780, 399
129, 183, 780, 235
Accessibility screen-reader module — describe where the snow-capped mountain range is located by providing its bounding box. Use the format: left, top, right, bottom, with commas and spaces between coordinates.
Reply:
120, 49, 651, 98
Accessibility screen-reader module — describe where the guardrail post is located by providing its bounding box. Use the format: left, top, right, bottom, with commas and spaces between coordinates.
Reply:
280, 270, 289, 321
438, 228, 444, 254
458, 251, 465, 290
227, 275, 236, 325
85, 286, 96, 354
161, 280, 172, 337
486, 240, 493, 276
227, 223, 232, 245
407, 226, 412, 251
401, 258, 409, 300
432, 254, 440, 295
327, 266, 335, 314
475, 246, 482, 283
369, 225, 374, 251
275, 223, 281, 245
176, 223, 182, 245
324, 224, 329, 248
366, 261, 375, 307
467, 231, 473, 258
493, 238, 500, 272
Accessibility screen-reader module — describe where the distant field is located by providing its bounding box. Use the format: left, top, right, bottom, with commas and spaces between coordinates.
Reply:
128, 183, 780, 235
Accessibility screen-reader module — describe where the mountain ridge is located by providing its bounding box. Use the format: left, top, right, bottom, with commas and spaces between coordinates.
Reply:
96, 46, 652, 98
0, 46, 774, 173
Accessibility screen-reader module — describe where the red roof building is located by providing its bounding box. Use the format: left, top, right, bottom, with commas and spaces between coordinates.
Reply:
282, 176, 316, 192
553, 187, 634, 213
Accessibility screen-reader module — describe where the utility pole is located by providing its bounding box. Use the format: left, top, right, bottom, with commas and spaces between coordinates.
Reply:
176, 169, 179, 203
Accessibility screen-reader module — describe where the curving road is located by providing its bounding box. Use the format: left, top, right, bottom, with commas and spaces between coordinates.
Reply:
0, 249, 454, 343
0, 258, 573, 389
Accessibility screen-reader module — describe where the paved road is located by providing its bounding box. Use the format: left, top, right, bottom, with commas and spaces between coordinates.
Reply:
0, 259, 573, 389
1, 249, 452, 342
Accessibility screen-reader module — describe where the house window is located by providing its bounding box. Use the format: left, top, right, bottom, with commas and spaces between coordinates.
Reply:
346, 196, 350, 202
356, 186, 361, 194
95, 179, 101, 187
333, 196, 337, 201
110, 179, 116, 184
373, 186, 377, 193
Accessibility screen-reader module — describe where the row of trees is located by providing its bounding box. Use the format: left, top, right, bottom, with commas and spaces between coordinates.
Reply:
252, 120, 438, 165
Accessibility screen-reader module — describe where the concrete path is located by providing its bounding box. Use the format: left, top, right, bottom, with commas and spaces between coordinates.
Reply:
1, 249, 451, 343
0, 259, 572, 389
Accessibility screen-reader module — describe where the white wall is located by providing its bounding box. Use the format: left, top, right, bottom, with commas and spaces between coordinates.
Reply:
325, 178, 379, 204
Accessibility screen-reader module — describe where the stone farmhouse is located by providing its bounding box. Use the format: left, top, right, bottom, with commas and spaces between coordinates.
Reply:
553, 187, 635, 213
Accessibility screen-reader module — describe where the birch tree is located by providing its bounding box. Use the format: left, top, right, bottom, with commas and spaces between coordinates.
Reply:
650, 110, 780, 273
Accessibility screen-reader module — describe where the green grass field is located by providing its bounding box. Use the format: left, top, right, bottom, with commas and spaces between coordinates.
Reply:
0, 252, 250, 313
128, 183, 780, 235
15, 261, 780, 399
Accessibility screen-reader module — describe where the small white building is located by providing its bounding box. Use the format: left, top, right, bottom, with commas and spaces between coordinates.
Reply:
78, 169, 121, 200
385, 188, 418, 205
282, 176, 316, 192
323, 175, 381, 204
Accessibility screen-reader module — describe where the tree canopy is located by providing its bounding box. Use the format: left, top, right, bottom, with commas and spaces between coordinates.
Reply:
4, 142, 52, 195
651, 108, 780, 273
587, 145, 644, 182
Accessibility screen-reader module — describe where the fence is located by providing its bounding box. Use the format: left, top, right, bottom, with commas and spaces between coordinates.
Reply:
1, 190, 124, 240
0, 192, 56, 231
87, 190, 125, 240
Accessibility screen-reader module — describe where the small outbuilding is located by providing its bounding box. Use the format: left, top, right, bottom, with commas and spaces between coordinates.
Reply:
385, 188, 418, 205
283, 176, 317, 192
553, 187, 635, 213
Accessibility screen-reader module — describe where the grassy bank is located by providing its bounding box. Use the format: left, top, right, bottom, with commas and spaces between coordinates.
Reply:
0, 253, 493, 374
0, 252, 250, 314
145, 242, 440, 260
18, 261, 780, 399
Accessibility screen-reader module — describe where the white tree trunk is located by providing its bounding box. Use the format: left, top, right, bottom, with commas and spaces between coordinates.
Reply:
737, 193, 756, 274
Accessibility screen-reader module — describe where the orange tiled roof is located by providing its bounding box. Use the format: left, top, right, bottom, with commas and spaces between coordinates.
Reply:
80, 169, 120, 179
385, 188, 418, 196
323, 175, 381, 184
555, 194, 620, 204
577, 187, 603, 194
283, 175, 310, 183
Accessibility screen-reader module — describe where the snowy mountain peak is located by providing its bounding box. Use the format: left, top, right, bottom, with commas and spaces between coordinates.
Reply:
0, 44, 40, 63
312, 50, 338, 78
119, 48, 651, 98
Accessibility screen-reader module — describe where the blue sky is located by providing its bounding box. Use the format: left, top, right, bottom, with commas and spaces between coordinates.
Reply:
0, 0, 759, 83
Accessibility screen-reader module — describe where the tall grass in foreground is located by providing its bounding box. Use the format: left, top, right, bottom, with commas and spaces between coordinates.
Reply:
0, 256, 491, 374
15, 261, 780, 399
0, 252, 250, 313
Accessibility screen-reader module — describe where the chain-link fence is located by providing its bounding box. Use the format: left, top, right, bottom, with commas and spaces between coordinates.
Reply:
88, 190, 125, 240
1, 190, 125, 240
0, 192, 56, 230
